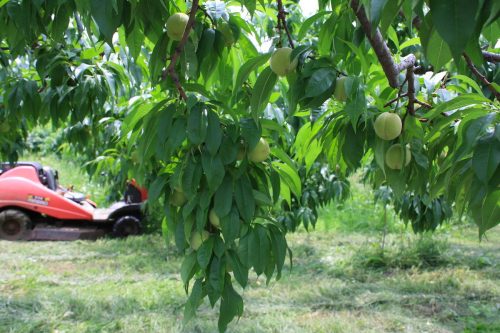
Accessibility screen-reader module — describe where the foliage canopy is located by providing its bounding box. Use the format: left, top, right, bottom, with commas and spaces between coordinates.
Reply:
0, 0, 499, 330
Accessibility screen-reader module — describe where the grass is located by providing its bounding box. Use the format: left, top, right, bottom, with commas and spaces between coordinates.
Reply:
4, 154, 498, 332
1, 226, 499, 333
316, 176, 403, 234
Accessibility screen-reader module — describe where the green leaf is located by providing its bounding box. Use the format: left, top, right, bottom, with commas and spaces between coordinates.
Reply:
451, 75, 483, 95
197, 237, 214, 269
201, 150, 225, 191
343, 77, 366, 128
209, 256, 224, 294
270, 168, 281, 204
298, 11, 331, 41
149, 33, 169, 85
234, 174, 255, 222
187, 103, 208, 145
342, 125, 364, 169
380, 0, 402, 35
426, 29, 452, 70
180, 252, 198, 286
148, 176, 167, 202
197, 28, 216, 65
304, 68, 336, 98
454, 113, 497, 163
370, 0, 388, 30
157, 104, 175, 144
182, 154, 201, 198
252, 189, 272, 206
51, 5, 70, 42
183, 278, 203, 322
237, 233, 251, 268
269, 226, 287, 279
243, 0, 256, 16
175, 216, 188, 251
399, 37, 420, 51
272, 162, 301, 198
220, 135, 239, 165
425, 94, 491, 121
206, 110, 223, 155
250, 226, 270, 275
126, 21, 144, 59
250, 67, 278, 117
472, 135, 500, 185
214, 174, 233, 217
218, 276, 244, 333
233, 52, 271, 94
90, 0, 122, 44
479, 190, 500, 235
240, 118, 262, 150
220, 206, 240, 244
270, 146, 295, 170
227, 250, 248, 288
429, 0, 480, 57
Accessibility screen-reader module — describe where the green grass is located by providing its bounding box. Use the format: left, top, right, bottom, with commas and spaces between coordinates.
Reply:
1, 226, 499, 333
5, 154, 498, 332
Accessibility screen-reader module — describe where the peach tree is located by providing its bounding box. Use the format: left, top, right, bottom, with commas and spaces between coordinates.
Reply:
0, 0, 499, 331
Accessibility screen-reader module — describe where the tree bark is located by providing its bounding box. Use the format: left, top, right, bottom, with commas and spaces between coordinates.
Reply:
463, 53, 500, 100
350, 0, 405, 88
163, 0, 200, 101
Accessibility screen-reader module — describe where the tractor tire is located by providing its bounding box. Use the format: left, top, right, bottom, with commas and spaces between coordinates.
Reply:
0, 209, 32, 241
112, 215, 142, 238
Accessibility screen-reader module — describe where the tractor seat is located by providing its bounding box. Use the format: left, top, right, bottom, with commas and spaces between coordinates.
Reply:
42, 167, 58, 191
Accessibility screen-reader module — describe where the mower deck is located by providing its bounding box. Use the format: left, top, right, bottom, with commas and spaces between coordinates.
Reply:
29, 225, 106, 241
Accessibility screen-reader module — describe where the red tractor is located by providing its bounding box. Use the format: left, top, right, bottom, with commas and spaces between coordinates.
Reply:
0, 162, 148, 241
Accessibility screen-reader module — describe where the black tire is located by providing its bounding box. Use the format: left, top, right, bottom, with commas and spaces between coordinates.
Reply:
112, 215, 142, 238
0, 209, 32, 241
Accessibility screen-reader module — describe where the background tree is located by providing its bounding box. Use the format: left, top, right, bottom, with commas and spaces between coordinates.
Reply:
0, 0, 498, 331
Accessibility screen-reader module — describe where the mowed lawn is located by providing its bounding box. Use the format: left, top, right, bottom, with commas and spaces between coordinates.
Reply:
1, 225, 499, 333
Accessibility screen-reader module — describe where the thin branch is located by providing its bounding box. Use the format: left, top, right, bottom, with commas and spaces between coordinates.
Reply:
463, 52, 500, 100
482, 51, 500, 63
163, 1, 200, 101
415, 99, 432, 109
277, 0, 294, 49
406, 65, 416, 115
384, 92, 408, 108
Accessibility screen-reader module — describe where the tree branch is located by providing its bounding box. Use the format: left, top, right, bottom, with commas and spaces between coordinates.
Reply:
384, 92, 408, 108
350, 0, 407, 88
415, 99, 432, 109
350, 0, 426, 116
463, 53, 500, 100
277, 0, 294, 48
163, 0, 200, 101
481, 51, 500, 63
405, 65, 419, 115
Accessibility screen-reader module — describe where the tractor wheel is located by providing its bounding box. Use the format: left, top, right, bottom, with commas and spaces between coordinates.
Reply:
0, 209, 32, 241
112, 215, 142, 238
